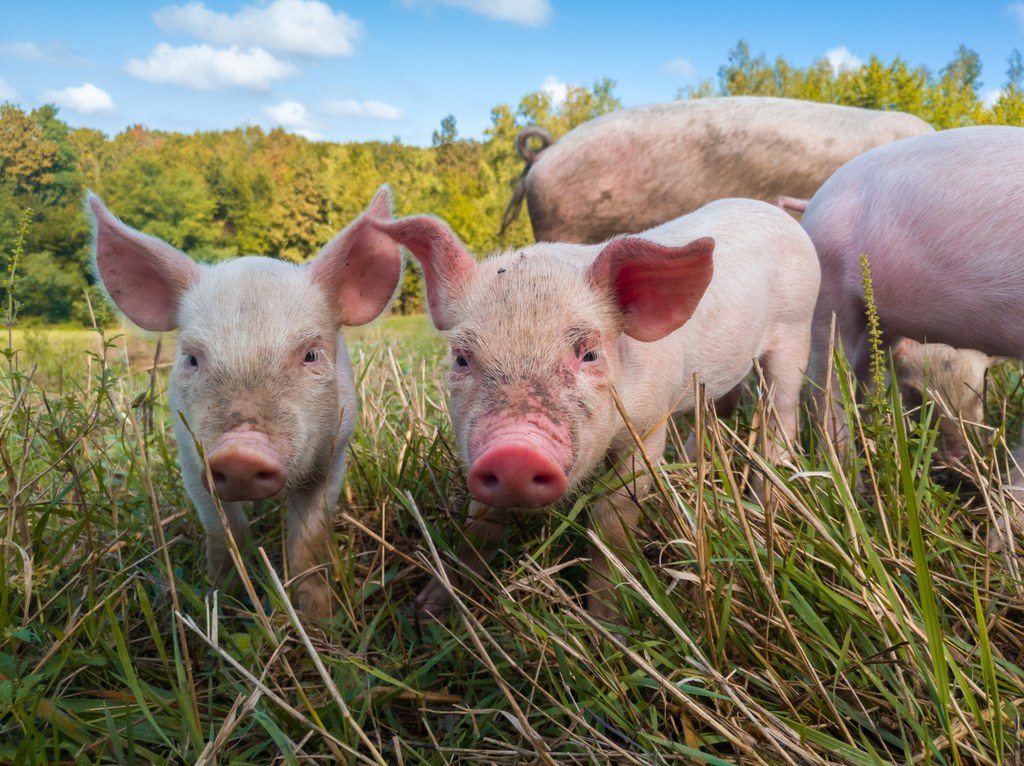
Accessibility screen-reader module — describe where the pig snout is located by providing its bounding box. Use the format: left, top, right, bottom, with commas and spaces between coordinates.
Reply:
203, 430, 288, 501
467, 423, 571, 508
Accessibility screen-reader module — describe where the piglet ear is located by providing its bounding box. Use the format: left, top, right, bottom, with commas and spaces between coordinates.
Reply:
89, 192, 202, 332
365, 214, 476, 331
589, 236, 715, 342
309, 185, 403, 327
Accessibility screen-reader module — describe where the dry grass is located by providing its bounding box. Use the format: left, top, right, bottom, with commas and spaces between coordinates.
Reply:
1, 316, 1022, 765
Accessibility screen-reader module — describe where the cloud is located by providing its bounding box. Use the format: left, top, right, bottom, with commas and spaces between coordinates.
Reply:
0, 78, 16, 101
1008, 2, 1024, 27
40, 83, 115, 114
541, 75, 567, 106
824, 46, 863, 74
984, 88, 1005, 109
153, 0, 363, 57
662, 57, 697, 79
0, 41, 88, 65
406, 0, 552, 26
264, 100, 321, 139
324, 99, 403, 120
127, 43, 298, 90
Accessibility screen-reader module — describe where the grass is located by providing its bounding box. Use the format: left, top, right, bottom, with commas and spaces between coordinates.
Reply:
1, 310, 1023, 765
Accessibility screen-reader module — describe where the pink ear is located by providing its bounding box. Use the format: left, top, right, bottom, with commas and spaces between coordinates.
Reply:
309, 185, 403, 327
89, 192, 202, 332
366, 214, 476, 331
589, 236, 715, 342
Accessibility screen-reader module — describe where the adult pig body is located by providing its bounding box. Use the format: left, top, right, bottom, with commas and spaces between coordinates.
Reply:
90, 189, 402, 619
373, 198, 820, 617
803, 126, 1024, 382
510, 96, 933, 244
803, 126, 1024, 549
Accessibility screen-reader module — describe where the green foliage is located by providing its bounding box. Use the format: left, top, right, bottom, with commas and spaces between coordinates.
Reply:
2, 44, 1024, 323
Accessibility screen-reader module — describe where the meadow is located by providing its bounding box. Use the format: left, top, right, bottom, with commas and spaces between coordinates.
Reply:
1, 311, 1023, 765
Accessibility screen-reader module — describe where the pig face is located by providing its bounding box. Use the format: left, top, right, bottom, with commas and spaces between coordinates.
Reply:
368, 215, 713, 510
169, 258, 351, 500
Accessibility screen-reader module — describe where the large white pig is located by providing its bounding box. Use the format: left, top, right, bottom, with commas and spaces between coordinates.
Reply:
501, 96, 933, 243
90, 188, 402, 619
371, 198, 820, 618
800, 125, 1024, 549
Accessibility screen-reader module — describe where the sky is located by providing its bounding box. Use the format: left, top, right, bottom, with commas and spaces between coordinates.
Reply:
3, 1, 1024, 147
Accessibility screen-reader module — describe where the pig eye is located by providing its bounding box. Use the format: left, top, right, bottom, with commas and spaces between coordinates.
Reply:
581, 350, 598, 363
184, 353, 199, 369
303, 349, 322, 365
454, 355, 469, 368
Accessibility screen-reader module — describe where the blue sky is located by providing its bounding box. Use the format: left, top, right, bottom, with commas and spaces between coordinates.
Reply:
3, 1, 1024, 147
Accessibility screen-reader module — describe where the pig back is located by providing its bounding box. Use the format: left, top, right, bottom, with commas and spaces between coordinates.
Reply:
621, 198, 821, 410
803, 125, 1024, 358
524, 96, 933, 244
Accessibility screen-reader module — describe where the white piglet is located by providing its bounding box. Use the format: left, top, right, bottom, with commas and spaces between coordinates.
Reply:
90, 187, 402, 619
370, 198, 821, 618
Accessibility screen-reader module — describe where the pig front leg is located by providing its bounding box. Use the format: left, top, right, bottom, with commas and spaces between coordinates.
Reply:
200, 499, 251, 589
587, 429, 665, 621
417, 500, 512, 616
286, 480, 343, 621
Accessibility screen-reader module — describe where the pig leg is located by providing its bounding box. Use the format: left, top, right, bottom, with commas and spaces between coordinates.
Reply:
285, 474, 346, 620
681, 385, 743, 462
587, 428, 666, 620
992, 442, 1024, 554
201, 500, 251, 589
417, 501, 512, 616
761, 329, 812, 464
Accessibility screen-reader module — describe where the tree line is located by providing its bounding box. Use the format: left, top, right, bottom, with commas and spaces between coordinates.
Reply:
2, 42, 1022, 325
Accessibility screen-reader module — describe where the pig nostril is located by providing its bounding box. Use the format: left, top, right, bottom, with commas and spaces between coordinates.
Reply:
256, 471, 277, 483
480, 473, 500, 489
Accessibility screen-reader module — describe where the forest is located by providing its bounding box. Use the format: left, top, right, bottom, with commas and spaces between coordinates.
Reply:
3, 41, 1024, 325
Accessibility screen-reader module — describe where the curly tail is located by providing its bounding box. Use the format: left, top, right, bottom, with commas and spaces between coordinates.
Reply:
499, 127, 554, 238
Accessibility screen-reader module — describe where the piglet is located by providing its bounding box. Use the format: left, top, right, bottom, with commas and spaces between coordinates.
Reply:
90, 188, 402, 619
370, 198, 820, 618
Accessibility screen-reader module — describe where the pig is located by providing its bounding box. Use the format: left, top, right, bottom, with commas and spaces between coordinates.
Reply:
800, 125, 1024, 550
89, 188, 402, 619
501, 96, 934, 244
370, 198, 821, 618
892, 339, 994, 462
775, 196, 996, 463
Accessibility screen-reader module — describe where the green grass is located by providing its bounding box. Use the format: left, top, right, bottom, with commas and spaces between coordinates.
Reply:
1, 313, 1023, 765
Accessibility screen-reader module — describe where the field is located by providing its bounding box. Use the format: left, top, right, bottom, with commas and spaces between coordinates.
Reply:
1, 318, 1023, 765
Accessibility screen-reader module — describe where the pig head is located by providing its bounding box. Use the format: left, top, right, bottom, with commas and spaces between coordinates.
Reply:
90, 188, 402, 619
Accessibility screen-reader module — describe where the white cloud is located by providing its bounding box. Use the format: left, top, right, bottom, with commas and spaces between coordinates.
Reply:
40, 82, 115, 114
0, 78, 16, 101
0, 41, 48, 62
0, 41, 88, 66
984, 88, 1005, 109
541, 75, 567, 106
324, 99, 403, 121
127, 44, 298, 91
1008, 2, 1024, 27
824, 46, 863, 74
153, 0, 363, 57
662, 57, 697, 79
264, 100, 321, 139
407, 0, 551, 26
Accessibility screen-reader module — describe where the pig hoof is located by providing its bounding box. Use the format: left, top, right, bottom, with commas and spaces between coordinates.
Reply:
416, 579, 453, 618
